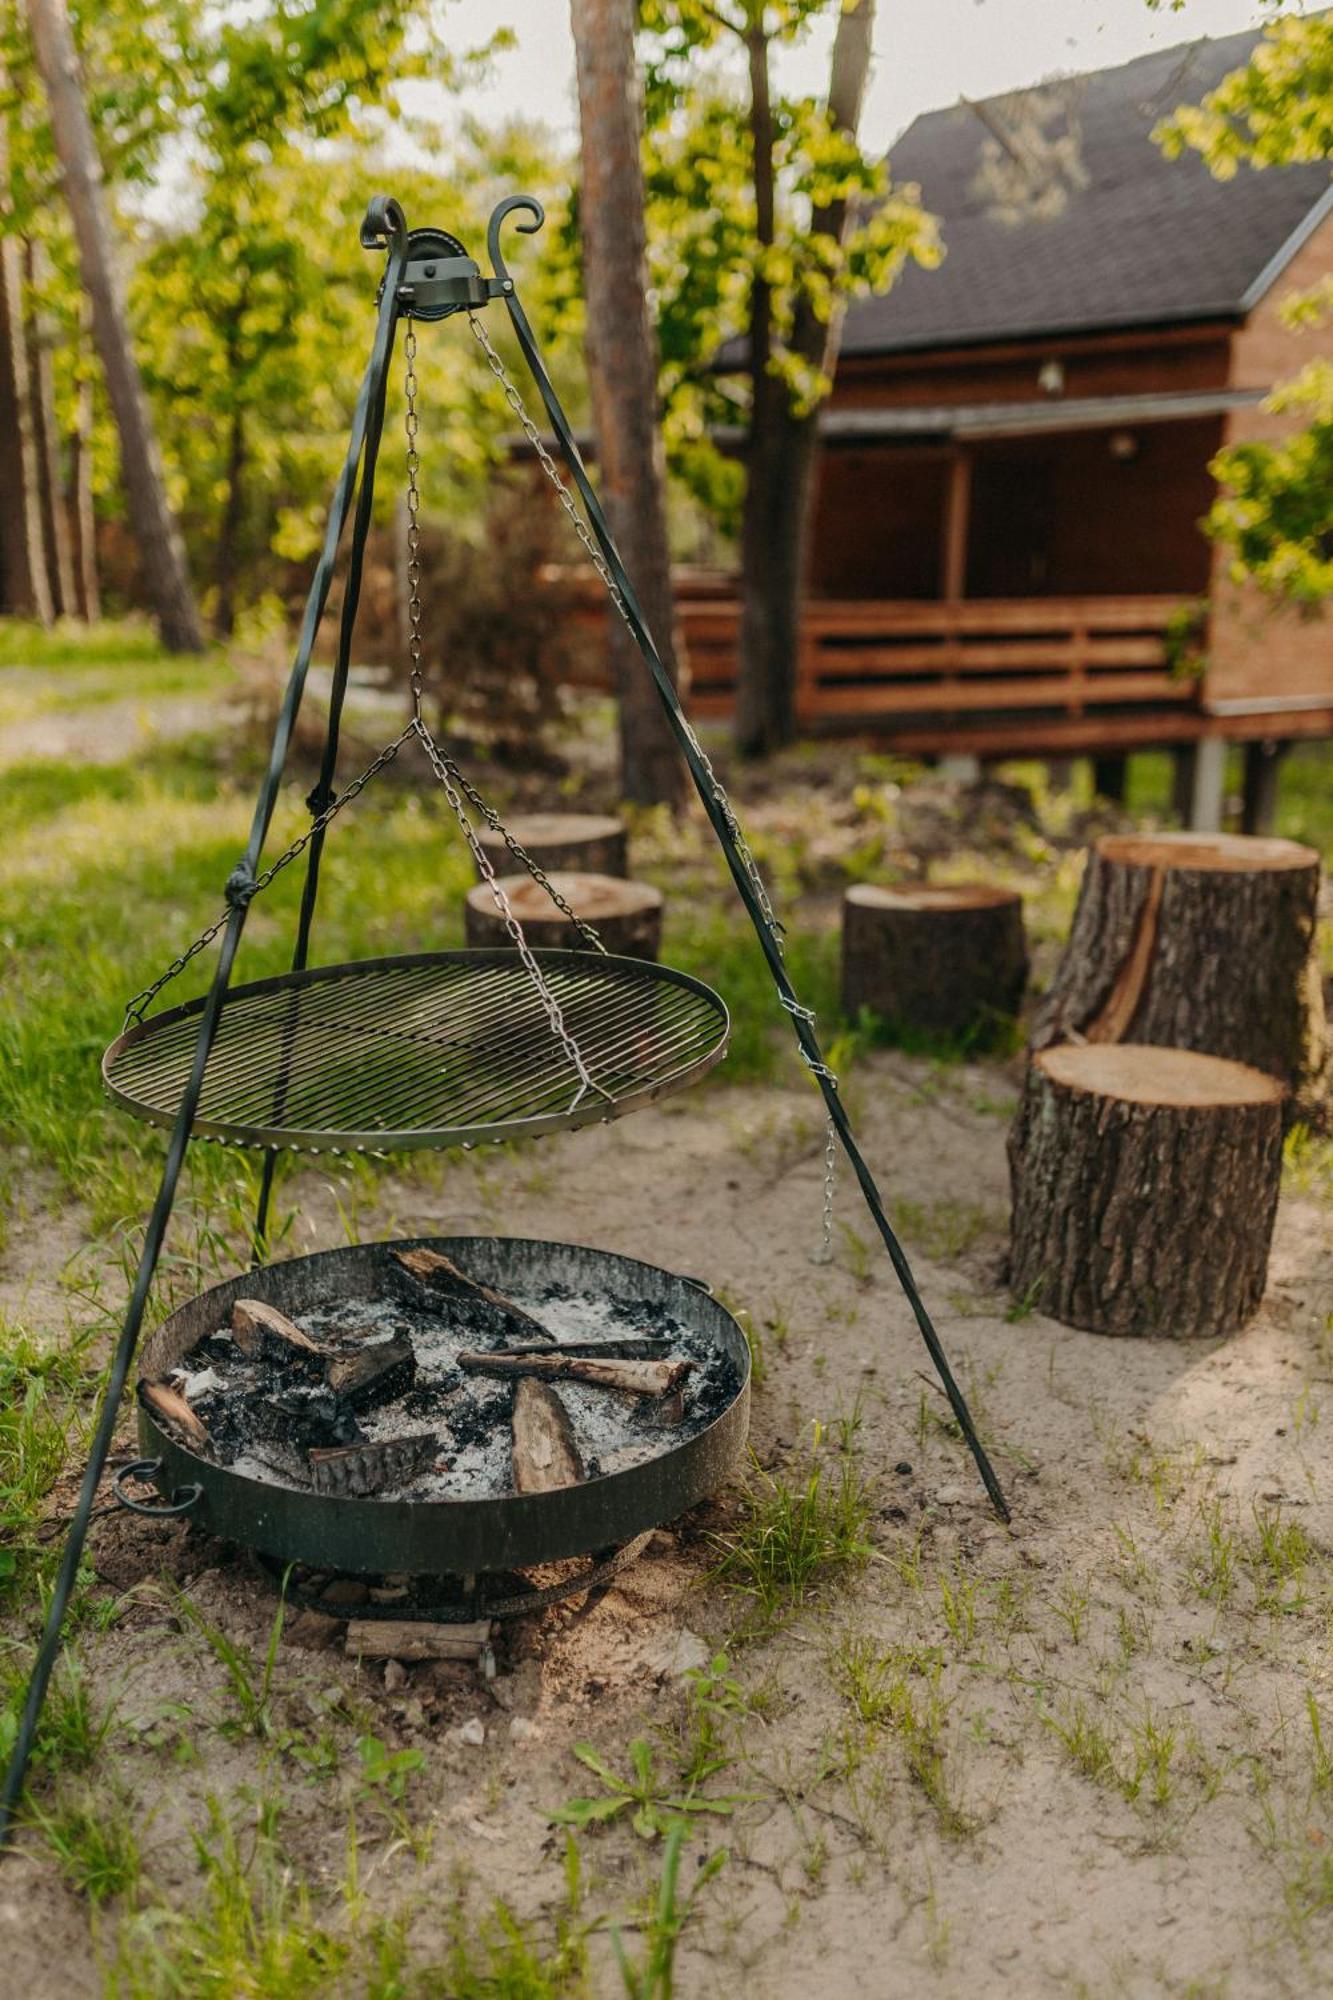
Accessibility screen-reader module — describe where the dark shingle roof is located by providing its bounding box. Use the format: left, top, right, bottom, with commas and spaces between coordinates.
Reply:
838, 28, 1331, 356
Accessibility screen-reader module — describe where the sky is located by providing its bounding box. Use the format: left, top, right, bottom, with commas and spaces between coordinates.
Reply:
431, 0, 1273, 154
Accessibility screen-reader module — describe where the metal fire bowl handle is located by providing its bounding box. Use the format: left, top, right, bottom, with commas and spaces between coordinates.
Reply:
113, 1459, 203, 1518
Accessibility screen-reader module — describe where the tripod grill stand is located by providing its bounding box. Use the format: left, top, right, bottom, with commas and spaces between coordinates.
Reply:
0, 192, 1007, 1846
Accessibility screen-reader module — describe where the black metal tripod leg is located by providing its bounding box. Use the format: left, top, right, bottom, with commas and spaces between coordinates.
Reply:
487, 199, 1008, 1522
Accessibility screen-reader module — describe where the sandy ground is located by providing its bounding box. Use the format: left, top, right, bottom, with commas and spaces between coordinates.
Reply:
3, 1036, 1332, 1997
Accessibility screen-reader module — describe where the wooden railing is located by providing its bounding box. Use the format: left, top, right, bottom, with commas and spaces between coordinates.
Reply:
680, 595, 1195, 736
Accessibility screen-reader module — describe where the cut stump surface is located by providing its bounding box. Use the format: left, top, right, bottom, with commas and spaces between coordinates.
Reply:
841, 881, 1027, 1038
1034, 831, 1324, 1102
475, 812, 628, 880
465, 872, 663, 960
1007, 1042, 1284, 1339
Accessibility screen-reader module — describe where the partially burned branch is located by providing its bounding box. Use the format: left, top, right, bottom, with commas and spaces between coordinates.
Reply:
346, 1617, 494, 1662
309, 1434, 437, 1498
512, 1377, 584, 1493
388, 1247, 554, 1343
460, 1350, 692, 1398
140, 1380, 210, 1449
325, 1336, 416, 1411
231, 1299, 328, 1361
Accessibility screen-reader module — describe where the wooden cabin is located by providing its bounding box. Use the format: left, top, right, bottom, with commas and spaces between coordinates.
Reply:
685, 29, 1332, 826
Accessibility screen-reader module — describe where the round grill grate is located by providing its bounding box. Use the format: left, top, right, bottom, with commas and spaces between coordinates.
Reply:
103, 950, 729, 1153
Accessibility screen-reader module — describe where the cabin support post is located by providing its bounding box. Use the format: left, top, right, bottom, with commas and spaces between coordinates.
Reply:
1241, 739, 1287, 837
1092, 755, 1128, 804
1171, 745, 1197, 825
941, 447, 971, 603
1188, 736, 1226, 832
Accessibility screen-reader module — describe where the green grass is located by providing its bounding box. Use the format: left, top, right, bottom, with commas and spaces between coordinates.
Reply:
711, 1423, 876, 1627
0, 619, 171, 671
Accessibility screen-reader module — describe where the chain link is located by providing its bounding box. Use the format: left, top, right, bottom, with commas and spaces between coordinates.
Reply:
466, 309, 786, 950
123, 728, 414, 1027
811, 1117, 837, 1265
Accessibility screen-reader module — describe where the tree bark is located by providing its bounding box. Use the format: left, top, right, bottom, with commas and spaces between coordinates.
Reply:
214, 404, 246, 637
570, 0, 686, 809
1033, 831, 1326, 1104
842, 882, 1027, 1037
1007, 1043, 1284, 1338
25, 0, 203, 652
735, 0, 876, 756
23, 238, 77, 617
465, 871, 663, 959
0, 106, 54, 625
475, 812, 628, 880
67, 358, 100, 620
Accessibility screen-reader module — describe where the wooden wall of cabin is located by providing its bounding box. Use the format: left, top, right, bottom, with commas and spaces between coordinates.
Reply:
806, 419, 1221, 601
1204, 215, 1333, 714
829, 325, 1233, 412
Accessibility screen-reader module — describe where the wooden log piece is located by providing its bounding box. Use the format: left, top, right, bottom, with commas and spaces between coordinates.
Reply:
388, 1246, 553, 1343
458, 1350, 692, 1397
346, 1617, 494, 1662
324, 1335, 416, 1410
1007, 1044, 1285, 1339
841, 882, 1028, 1037
140, 1380, 210, 1449
1033, 832, 1325, 1103
464, 872, 663, 960
475, 812, 628, 880
231, 1299, 328, 1361
512, 1377, 584, 1493
309, 1434, 437, 1498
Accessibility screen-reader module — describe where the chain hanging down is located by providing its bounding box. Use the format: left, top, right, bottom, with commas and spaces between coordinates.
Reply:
467, 307, 842, 1256
401, 319, 613, 1115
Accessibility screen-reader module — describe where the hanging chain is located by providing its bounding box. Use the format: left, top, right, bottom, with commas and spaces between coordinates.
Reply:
123, 728, 414, 1027
466, 309, 785, 951
404, 315, 605, 953
401, 313, 611, 1112
812, 1118, 837, 1265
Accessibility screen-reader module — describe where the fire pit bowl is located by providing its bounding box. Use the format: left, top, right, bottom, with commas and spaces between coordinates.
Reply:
131, 1236, 750, 1579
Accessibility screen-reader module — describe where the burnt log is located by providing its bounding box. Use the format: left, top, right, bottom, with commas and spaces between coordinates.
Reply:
140, 1380, 209, 1449
464, 871, 663, 960
231, 1299, 328, 1362
476, 812, 628, 880
1033, 832, 1325, 1104
841, 882, 1027, 1038
309, 1434, 437, 1498
325, 1336, 416, 1411
388, 1247, 552, 1343
512, 1378, 584, 1493
1007, 1044, 1285, 1338
459, 1349, 691, 1397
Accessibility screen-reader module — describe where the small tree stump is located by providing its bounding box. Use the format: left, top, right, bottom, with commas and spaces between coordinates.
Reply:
1034, 832, 1325, 1102
1007, 1044, 1285, 1338
465, 872, 663, 959
841, 882, 1027, 1037
475, 812, 628, 881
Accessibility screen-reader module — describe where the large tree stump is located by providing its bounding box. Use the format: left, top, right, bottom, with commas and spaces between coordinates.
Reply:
1008, 1044, 1285, 1338
1034, 832, 1325, 1102
475, 812, 628, 881
465, 872, 663, 959
841, 882, 1027, 1037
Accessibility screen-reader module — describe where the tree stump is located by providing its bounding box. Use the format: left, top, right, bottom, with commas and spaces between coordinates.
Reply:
1034, 832, 1325, 1102
841, 883, 1027, 1037
465, 872, 663, 959
1007, 1044, 1285, 1338
475, 812, 628, 881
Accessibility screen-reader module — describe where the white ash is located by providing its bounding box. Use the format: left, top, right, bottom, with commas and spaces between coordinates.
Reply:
186, 1283, 736, 1504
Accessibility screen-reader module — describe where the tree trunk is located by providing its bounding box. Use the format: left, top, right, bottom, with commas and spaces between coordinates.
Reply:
475, 812, 628, 880
1033, 831, 1325, 1103
0, 148, 54, 623
735, 0, 876, 756
570, 0, 686, 809
67, 359, 100, 620
25, 0, 203, 652
214, 404, 246, 638
465, 871, 663, 960
842, 882, 1027, 1037
1007, 1043, 1284, 1338
24, 238, 77, 617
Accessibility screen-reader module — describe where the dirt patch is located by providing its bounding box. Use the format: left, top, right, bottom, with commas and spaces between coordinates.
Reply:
4, 1055, 1333, 1995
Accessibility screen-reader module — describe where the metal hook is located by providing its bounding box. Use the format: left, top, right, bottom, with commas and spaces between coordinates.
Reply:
360, 194, 408, 256
486, 194, 545, 284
